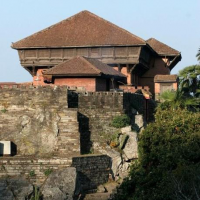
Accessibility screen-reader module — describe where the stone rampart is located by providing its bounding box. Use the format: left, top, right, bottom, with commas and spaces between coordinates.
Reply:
0, 86, 80, 157
0, 157, 71, 185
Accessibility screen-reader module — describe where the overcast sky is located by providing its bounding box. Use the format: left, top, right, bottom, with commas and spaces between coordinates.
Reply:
0, 0, 200, 83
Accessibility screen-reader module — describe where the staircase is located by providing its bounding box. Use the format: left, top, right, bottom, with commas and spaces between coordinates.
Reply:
83, 182, 119, 200
55, 109, 80, 157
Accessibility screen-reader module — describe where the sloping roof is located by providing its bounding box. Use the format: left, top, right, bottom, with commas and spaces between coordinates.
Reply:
154, 74, 178, 82
12, 10, 145, 49
147, 38, 180, 56
44, 57, 126, 78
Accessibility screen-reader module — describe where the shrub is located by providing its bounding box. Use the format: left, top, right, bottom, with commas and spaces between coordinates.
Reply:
44, 168, 53, 176
111, 114, 130, 128
29, 170, 35, 177
114, 107, 200, 200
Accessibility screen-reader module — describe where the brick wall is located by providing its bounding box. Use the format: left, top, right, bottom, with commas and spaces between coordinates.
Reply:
54, 78, 96, 91
72, 155, 111, 191
0, 157, 71, 185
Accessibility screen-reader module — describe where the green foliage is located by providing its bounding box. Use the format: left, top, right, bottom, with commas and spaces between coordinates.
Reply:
111, 115, 131, 128
44, 168, 53, 176
1, 108, 7, 113
179, 65, 200, 78
30, 186, 42, 200
114, 107, 200, 200
29, 170, 35, 177
160, 65, 200, 110
178, 65, 200, 98
160, 90, 199, 110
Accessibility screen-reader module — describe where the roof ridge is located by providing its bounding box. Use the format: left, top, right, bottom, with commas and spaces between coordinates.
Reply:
44, 58, 72, 74
12, 11, 89, 48
146, 37, 180, 54
81, 57, 102, 74
12, 10, 145, 48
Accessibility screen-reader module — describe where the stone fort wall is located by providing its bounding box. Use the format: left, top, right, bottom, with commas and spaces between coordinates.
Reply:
0, 86, 155, 190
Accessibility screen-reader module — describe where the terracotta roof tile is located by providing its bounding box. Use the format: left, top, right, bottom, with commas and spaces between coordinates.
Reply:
44, 56, 126, 78
147, 38, 180, 56
12, 10, 145, 49
154, 74, 178, 82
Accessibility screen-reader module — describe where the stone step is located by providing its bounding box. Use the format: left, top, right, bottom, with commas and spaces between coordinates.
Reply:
58, 132, 80, 137
59, 128, 79, 133
56, 145, 80, 150
84, 193, 111, 200
58, 135, 79, 140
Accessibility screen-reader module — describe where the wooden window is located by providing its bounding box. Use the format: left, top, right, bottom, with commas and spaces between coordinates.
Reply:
38, 49, 49, 58
51, 49, 62, 58
115, 47, 126, 56
102, 48, 113, 56
77, 48, 88, 56
128, 47, 139, 56
64, 49, 75, 58
91, 48, 100, 57
25, 50, 36, 58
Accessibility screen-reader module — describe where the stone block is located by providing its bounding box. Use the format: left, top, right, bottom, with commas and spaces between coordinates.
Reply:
0, 141, 11, 156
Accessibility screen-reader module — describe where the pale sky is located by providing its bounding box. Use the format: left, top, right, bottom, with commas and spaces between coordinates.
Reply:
0, 0, 200, 82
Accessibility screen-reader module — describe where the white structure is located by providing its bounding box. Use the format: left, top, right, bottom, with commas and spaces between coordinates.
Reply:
0, 141, 11, 156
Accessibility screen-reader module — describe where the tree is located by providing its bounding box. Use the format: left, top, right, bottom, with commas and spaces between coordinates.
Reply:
178, 65, 200, 98
160, 65, 200, 109
196, 48, 200, 62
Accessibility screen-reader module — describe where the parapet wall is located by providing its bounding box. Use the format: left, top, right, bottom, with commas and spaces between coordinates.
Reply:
0, 157, 71, 185
0, 85, 68, 108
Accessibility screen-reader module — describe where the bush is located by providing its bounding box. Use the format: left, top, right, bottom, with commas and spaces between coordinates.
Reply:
29, 170, 35, 177
111, 114, 130, 128
44, 168, 53, 176
114, 107, 200, 200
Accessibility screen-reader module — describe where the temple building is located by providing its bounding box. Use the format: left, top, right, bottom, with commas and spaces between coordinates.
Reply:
12, 10, 181, 95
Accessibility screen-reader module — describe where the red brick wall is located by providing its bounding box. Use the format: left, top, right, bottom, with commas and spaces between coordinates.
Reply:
54, 78, 96, 91
139, 58, 171, 93
121, 67, 131, 85
33, 69, 48, 86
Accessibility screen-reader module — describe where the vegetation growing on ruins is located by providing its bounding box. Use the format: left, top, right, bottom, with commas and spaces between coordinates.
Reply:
114, 105, 200, 200
111, 114, 131, 128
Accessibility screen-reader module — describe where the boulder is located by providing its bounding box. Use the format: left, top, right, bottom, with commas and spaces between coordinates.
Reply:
42, 167, 80, 200
123, 132, 138, 160
135, 114, 145, 130
8, 177, 33, 200
121, 126, 131, 134
0, 177, 33, 200
118, 162, 130, 179
97, 185, 106, 193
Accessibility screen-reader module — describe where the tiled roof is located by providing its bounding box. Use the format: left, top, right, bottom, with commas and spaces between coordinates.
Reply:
154, 74, 178, 82
44, 57, 126, 78
147, 38, 180, 56
12, 10, 145, 49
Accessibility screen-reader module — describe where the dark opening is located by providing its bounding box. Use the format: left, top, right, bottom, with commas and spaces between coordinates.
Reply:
68, 91, 79, 108
11, 142, 17, 156
78, 113, 92, 154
